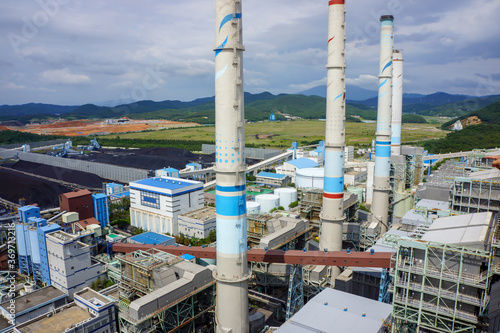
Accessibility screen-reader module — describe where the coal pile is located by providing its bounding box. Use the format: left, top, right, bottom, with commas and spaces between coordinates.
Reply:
71, 147, 216, 171
11, 161, 110, 189
0, 168, 71, 209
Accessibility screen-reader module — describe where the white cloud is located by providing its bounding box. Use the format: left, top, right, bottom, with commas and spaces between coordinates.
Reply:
289, 77, 327, 92
3, 82, 26, 90
346, 75, 378, 89
41, 68, 90, 85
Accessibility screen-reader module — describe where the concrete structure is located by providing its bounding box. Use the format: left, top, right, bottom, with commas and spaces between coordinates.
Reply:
366, 161, 375, 205
14, 288, 116, 333
371, 15, 394, 235
345, 146, 354, 162
255, 171, 290, 187
274, 187, 298, 209
128, 231, 176, 246
296, 168, 325, 189
391, 50, 403, 156
276, 288, 392, 333
258, 217, 309, 250
129, 176, 204, 235
275, 158, 319, 182
0, 286, 67, 327
59, 190, 94, 221
391, 212, 499, 332
255, 194, 280, 213
92, 193, 109, 227
46, 231, 105, 299
214, 1, 249, 331
177, 206, 216, 238
319, 0, 348, 277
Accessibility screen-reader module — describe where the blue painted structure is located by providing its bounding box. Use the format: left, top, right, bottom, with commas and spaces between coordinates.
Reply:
156, 167, 180, 178
92, 193, 109, 227
286, 158, 319, 169
37, 224, 61, 285
129, 231, 175, 246
270, 113, 276, 121
18, 206, 40, 223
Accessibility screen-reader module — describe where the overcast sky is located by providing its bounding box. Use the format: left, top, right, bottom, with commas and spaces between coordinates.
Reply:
1, 0, 499, 105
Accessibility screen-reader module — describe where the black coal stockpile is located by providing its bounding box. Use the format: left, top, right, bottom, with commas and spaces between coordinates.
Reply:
72, 147, 216, 171
11, 161, 109, 189
0, 169, 71, 209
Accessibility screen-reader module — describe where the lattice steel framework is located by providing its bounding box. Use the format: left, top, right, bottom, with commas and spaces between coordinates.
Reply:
391, 234, 500, 333
286, 264, 304, 320
452, 178, 500, 214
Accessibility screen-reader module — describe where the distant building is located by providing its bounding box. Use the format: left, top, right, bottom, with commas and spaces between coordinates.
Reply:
105, 183, 130, 202
178, 206, 216, 238
275, 157, 319, 182
59, 190, 94, 220
92, 193, 109, 228
155, 167, 180, 178
256, 171, 290, 187
128, 231, 176, 246
129, 177, 204, 235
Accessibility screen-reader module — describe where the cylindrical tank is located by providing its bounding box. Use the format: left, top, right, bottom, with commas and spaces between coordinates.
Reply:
295, 168, 324, 189
24, 283, 35, 294
255, 194, 280, 213
274, 188, 298, 209
246, 201, 261, 215
394, 191, 412, 219
347, 187, 364, 202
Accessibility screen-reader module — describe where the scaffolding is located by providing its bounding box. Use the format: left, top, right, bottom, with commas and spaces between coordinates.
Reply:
390, 231, 500, 333
452, 177, 500, 214
286, 264, 304, 320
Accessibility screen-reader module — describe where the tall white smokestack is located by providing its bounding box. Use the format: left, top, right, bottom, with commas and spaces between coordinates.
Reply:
371, 15, 394, 235
214, 0, 249, 332
319, 0, 346, 279
391, 50, 403, 156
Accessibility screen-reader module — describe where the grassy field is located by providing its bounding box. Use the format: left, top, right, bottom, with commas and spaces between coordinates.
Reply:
102, 120, 448, 149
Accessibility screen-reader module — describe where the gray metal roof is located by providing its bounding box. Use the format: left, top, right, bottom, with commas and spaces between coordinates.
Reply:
421, 212, 493, 249
415, 199, 450, 211
276, 288, 392, 333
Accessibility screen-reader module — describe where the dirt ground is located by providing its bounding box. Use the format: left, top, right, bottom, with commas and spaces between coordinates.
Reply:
8, 119, 200, 136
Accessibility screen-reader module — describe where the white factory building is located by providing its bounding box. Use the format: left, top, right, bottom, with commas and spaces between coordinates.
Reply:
177, 206, 216, 238
275, 157, 319, 182
129, 176, 204, 235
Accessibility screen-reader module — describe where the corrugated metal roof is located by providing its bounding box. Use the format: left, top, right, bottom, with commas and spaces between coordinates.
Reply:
285, 158, 319, 169
257, 171, 287, 179
276, 288, 392, 333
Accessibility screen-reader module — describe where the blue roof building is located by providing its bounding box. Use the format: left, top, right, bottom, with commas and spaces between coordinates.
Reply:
129, 177, 204, 235
256, 172, 290, 187
285, 158, 319, 169
129, 232, 175, 246
156, 167, 180, 178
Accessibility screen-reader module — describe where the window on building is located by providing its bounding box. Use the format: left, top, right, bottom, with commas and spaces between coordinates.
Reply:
140, 191, 160, 209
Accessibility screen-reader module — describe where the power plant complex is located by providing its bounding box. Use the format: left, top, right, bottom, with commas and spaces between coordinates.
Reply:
1, 1, 500, 333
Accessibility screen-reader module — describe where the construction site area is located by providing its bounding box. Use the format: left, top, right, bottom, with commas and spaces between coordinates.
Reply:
5, 118, 201, 137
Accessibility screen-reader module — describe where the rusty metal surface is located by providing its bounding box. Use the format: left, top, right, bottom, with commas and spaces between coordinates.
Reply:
112, 243, 392, 268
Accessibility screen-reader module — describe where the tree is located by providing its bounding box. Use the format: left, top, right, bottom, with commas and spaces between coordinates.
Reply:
289, 200, 299, 209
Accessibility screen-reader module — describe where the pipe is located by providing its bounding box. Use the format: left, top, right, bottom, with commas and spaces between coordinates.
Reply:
214, 1, 249, 332
391, 50, 403, 156
372, 15, 394, 235
319, 0, 346, 279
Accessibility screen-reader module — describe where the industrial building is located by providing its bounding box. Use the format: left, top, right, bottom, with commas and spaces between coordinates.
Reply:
129, 176, 204, 235
300, 190, 358, 228
106, 248, 215, 332
46, 230, 105, 298
275, 158, 319, 182
92, 193, 109, 227
59, 190, 94, 220
452, 169, 500, 214
13, 288, 116, 333
128, 231, 176, 246
178, 206, 216, 238
255, 171, 290, 187
391, 211, 499, 332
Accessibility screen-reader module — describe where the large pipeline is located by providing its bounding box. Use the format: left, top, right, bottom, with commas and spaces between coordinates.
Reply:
319, 0, 346, 279
371, 15, 394, 235
214, 0, 249, 332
